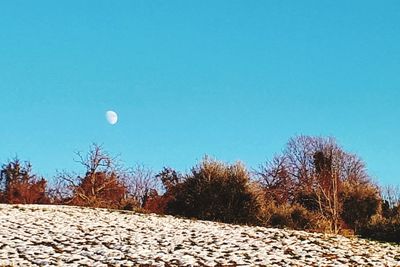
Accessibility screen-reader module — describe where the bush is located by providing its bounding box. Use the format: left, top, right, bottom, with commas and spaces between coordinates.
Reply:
163, 158, 264, 225
144, 194, 173, 214
69, 171, 127, 209
358, 214, 400, 243
290, 205, 314, 229
0, 159, 49, 204
262, 203, 322, 230
270, 212, 289, 228
340, 182, 380, 232
120, 197, 140, 211
294, 190, 320, 212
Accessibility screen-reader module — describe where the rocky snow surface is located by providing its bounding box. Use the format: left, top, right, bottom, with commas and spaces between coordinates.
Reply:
0, 204, 399, 266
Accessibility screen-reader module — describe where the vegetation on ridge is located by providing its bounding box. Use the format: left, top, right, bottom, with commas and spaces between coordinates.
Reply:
0, 135, 399, 243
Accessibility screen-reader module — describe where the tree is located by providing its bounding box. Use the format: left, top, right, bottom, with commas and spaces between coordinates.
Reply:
157, 167, 182, 192
0, 158, 48, 204
256, 155, 294, 204
123, 164, 160, 208
258, 136, 371, 233
381, 185, 400, 216
56, 144, 127, 209
142, 167, 184, 214
313, 149, 341, 233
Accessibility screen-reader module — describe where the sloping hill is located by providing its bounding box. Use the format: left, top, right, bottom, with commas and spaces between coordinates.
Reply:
0, 204, 399, 266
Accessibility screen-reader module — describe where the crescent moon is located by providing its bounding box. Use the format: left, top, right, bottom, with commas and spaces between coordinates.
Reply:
106, 110, 118, 125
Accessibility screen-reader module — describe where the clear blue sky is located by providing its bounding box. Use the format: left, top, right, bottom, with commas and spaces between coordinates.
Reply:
1, 1, 399, 186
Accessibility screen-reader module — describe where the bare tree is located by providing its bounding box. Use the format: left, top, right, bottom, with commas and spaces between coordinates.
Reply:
258, 136, 371, 233
56, 144, 127, 209
123, 164, 160, 208
381, 185, 400, 209
256, 155, 294, 204
49, 170, 75, 203
313, 148, 341, 233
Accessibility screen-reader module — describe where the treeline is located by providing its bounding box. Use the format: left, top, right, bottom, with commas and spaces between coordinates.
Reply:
0, 136, 399, 243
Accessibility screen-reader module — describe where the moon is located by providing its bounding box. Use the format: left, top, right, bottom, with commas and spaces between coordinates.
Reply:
105, 110, 118, 125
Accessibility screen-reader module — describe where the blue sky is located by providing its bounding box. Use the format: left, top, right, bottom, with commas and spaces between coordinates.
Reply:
1, 1, 399, 186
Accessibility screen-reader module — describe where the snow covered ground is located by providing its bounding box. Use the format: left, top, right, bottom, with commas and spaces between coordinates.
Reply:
0, 204, 399, 266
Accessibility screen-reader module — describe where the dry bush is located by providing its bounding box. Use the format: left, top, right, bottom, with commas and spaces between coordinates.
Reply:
290, 205, 315, 230
262, 202, 324, 230
47, 176, 72, 204
262, 203, 292, 228
0, 158, 49, 204
6, 179, 48, 204
162, 157, 264, 225
53, 144, 159, 210
120, 197, 140, 211
340, 181, 380, 233
144, 193, 173, 214
357, 185, 400, 243
359, 213, 400, 243
294, 190, 320, 212
157, 167, 182, 192
70, 171, 126, 209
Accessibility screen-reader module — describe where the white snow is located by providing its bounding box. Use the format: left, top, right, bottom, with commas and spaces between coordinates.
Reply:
0, 204, 399, 266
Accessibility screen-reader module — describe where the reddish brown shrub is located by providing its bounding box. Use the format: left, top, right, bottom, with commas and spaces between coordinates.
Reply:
0, 159, 49, 204
144, 193, 173, 214
6, 178, 49, 204
69, 171, 127, 209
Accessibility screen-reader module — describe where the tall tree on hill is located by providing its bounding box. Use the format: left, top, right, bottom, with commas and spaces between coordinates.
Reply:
313, 149, 341, 233
258, 136, 371, 233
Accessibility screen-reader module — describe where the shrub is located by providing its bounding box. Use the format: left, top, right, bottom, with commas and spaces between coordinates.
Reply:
270, 212, 289, 228
262, 202, 322, 230
358, 214, 400, 243
69, 171, 127, 209
120, 197, 140, 211
340, 182, 380, 232
290, 205, 314, 230
295, 190, 320, 212
0, 158, 49, 204
144, 194, 173, 214
163, 158, 264, 225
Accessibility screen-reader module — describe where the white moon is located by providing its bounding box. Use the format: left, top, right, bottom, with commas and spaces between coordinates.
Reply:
105, 110, 118, 125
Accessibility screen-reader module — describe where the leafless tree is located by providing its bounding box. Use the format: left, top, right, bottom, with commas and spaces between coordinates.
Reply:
313, 148, 341, 233
256, 155, 294, 204
55, 143, 127, 208
258, 136, 371, 233
123, 164, 160, 208
49, 170, 75, 203
381, 185, 400, 208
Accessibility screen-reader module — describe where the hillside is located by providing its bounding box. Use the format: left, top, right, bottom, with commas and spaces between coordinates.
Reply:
0, 204, 399, 266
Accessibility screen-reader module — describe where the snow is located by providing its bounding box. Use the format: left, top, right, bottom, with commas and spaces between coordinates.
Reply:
0, 204, 399, 266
